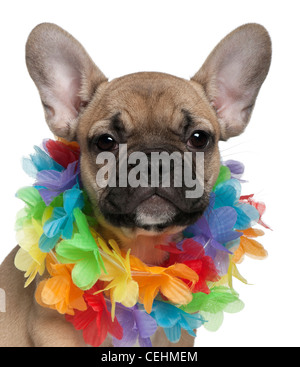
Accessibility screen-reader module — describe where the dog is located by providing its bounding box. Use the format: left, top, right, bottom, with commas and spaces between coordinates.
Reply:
0, 23, 271, 347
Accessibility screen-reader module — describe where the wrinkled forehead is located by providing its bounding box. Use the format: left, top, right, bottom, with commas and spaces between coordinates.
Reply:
80, 72, 219, 141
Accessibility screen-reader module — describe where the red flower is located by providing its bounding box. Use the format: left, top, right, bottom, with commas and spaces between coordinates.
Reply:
65, 282, 123, 347
45, 139, 80, 169
158, 239, 220, 294
239, 194, 271, 230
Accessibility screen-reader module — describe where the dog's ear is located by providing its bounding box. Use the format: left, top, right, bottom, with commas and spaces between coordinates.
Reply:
26, 23, 107, 140
192, 23, 271, 140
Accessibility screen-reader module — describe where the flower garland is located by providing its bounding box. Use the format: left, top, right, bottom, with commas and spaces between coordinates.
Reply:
14, 138, 269, 347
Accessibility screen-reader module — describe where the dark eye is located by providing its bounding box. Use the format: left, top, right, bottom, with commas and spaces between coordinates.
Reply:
96, 134, 118, 151
187, 130, 210, 150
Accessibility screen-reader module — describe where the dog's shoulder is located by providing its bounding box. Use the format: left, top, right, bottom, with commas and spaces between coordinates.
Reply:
0, 246, 35, 346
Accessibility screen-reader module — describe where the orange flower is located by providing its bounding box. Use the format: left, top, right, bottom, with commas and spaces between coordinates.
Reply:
35, 257, 87, 315
130, 256, 198, 314
233, 228, 268, 264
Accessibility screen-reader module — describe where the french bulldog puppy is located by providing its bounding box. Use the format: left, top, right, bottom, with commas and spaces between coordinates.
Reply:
0, 23, 271, 347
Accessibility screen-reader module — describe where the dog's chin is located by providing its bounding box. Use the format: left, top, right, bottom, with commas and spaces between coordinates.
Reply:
134, 195, 178, 230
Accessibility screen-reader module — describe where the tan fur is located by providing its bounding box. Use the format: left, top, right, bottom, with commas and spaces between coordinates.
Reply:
0, 23, 271, 347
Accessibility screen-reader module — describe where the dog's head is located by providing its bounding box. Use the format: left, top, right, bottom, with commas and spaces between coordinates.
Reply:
26, 23, 271, 249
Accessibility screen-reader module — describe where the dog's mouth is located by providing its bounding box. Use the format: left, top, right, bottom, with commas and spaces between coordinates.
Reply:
135, 194, 179, 228
99, 187, 209, 232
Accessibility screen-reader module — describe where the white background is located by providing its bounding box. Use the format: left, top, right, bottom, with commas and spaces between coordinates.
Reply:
0, 0, 299, 347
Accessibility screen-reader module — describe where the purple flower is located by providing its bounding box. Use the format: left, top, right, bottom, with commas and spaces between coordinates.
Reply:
223, 160, 246, 182
112, 304, 157, 347
36, 161, 79, 205
184, 194, 242, 262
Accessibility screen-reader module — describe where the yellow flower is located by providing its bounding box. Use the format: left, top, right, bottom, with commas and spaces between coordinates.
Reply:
14, 246, 47, 287
96, 238, 139, 320
14, 210, 52, 287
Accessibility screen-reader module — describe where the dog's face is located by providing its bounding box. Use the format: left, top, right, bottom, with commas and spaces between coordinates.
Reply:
26, 23, 271, 241
77, 72, 221, 232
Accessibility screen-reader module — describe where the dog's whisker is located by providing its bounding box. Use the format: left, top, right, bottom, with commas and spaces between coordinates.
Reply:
219, 141, 251, 153
221, 151, 253, 158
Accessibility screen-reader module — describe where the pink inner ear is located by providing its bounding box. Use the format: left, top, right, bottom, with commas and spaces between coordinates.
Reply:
51, 60, 82, 112
69, 79, 83, 113
211, 61, 258, 138
44, 75, 81, 138
214, 58, 244, 106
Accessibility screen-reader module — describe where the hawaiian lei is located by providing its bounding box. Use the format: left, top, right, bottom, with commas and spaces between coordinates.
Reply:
14, 138, 269, 347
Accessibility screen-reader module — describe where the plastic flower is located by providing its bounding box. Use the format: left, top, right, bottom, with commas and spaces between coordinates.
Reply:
95, 239, 139, 320
44, 139, 80, 169
40, 186, 84, 252
35, 259, 87, 315
36, 160, 80, 205
130, 256, 198, 314
56, 208, 106, 290
239, 194, 271, 229
233, 228, 267, 264
180, 286, 244, 332
223, 160, 245, 181
22, 144, 63, 179
159, 239, 219, 294
112, 304, 157, 347
212, 165, 231, 190
185, 199, 242, 258
213, 178, 259, 230
15, 187, 47, 229
14, 218, 48, 287
150, 300, 205, 343
215, 255, 248, 288
65, 282, 123, 347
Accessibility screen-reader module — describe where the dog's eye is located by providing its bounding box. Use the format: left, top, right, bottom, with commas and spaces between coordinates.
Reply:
96, 134, 118, 151
187, 130, 210, 150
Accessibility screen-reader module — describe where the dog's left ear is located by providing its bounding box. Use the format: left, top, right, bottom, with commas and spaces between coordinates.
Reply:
192, 23, 272, 140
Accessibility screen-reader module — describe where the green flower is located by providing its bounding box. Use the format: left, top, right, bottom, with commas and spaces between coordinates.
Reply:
180, 286, 244, 331
56, 208, 106, 290
15, 187, 63, 230
212, 166, 231, 191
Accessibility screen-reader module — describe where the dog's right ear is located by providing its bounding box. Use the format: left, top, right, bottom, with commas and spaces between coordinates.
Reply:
26, 23, 107, 141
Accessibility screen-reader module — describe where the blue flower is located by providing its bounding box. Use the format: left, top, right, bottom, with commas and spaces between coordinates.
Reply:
213, 179, 259, 230
150, 300, 205, 343
22, 144, 63, 179
39, 186, 84, 252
